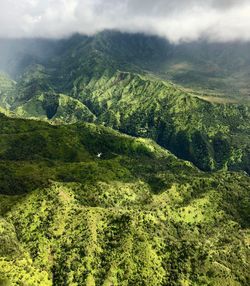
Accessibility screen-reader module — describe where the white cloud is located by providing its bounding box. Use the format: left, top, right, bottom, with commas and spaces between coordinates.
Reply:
0, 0, 250, 42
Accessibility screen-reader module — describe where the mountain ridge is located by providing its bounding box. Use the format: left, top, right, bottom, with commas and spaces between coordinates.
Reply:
0, 31, 249, 285
1, 31, 250, 99
0, 60, 249, 173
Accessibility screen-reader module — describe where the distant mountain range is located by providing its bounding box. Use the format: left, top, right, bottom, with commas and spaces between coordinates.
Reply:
1, 31, 250, 99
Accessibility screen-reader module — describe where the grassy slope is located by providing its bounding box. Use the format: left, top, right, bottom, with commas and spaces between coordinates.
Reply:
0, 67, 96, 124
53, 31, 250, 100
14, 92, 96, 124
0, 32, 249, 286
2, 60, 249, 173
0, 32, 249, 173
89, 32, 250, 100
70, 71, 250, 173
2, 31, 250, 100
0, 73, 16, 109
0, 114, 249, 285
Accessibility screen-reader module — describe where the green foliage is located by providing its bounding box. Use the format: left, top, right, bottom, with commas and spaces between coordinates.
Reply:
0, 73, 16, 109
0, 32, 249, 285
1, 33, 250, 173
68, 70, 250, 172
0, 115, 249, 285
14, 92, 96, 124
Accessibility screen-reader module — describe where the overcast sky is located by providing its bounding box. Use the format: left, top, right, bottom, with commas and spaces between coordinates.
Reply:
0, 0, 250, 42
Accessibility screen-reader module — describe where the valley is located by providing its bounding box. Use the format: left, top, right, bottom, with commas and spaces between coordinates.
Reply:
0, 31, 249, 286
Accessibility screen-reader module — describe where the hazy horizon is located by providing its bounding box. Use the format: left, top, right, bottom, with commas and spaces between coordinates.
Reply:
1, 0, 250, 43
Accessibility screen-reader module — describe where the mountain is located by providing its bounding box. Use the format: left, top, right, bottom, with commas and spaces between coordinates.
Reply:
0, 114, 249, 285
1, 51, 249, 173
69, 70, 250, 173
14, 92, 96, 124
0, 73, 16, 109
0, 32, 250, 173
0, 31, 249, 285
1, 31, 250, 99
76, 31, 250, 100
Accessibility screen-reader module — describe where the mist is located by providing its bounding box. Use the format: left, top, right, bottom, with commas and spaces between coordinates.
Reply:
0, 0, 250, 43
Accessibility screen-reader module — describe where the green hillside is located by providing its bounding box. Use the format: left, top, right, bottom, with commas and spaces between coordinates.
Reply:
0, 114, 249, 285
0, 32, 249, 285
45, 31, 250, 100
70, 71, 250, 173
0, 73, 16, 109
1, 31, 250, 173
2, 31, 250, 99
14, 92, 96, 124
1, 60, 249, 173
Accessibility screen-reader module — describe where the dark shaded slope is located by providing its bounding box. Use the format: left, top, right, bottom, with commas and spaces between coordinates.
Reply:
2, 31, 250, 98
47, 31, 250, 99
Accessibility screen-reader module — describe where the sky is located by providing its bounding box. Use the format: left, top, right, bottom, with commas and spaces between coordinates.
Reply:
0, 0, 250, 42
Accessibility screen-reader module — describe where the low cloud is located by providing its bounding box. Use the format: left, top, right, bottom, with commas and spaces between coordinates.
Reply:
0, 0, 250, 42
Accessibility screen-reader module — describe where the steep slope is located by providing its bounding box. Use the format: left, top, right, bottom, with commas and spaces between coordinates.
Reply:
0, 73, 16, 109
0, 66, 96, 123
2, 31, 250, 99
0, 114, 249, 285
14, 92, 96, 124
47, 31, 250, 100
2, 68, 250, 172
68, 71, 250, 173
0, 32, 249, 173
